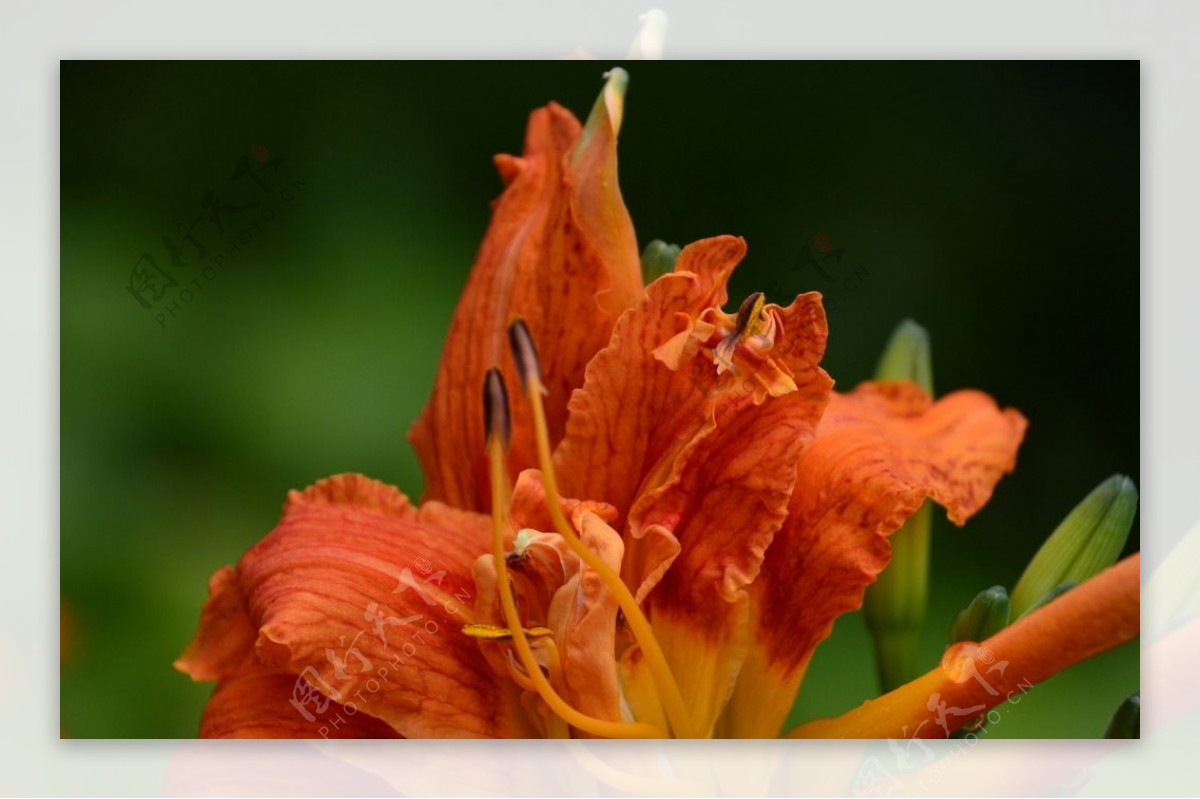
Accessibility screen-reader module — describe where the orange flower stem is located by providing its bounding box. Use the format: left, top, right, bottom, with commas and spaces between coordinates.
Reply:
786, 553, 1140, 738
488, 437, 666, 739
523, 378, 698, 739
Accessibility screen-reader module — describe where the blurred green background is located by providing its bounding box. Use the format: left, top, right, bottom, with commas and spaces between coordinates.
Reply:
61, 61, 1138, 738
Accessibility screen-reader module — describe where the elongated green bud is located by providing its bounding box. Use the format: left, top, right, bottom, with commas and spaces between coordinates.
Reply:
1103, 692, 1140, 738
948, 585, 1011, 643
640, 240, 680, 284
863, 503, 932, 692
874, 318, 933, 393
1017, 580, 1076, 619
1010, 475, 1138, 618
864, 319, 935, 692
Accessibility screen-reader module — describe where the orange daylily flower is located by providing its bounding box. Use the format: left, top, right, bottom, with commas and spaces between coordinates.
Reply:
176, 71, 1140, 739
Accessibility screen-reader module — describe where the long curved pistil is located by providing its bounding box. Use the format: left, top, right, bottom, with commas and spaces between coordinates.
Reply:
482, 367, 665, 739
508, 319, 698, 739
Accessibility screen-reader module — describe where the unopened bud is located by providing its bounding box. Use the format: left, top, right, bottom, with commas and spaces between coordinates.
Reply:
948, 585, 1011, 643
875, 318, 933, 394
1103, 692, 1140, 738
640, 240, 679, 283
1011, 475, 1138, 618
864, 501, 932, 692
864, 318, 936, 692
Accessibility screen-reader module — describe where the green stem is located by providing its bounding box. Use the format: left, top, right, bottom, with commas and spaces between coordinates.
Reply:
863, 502, 931, 692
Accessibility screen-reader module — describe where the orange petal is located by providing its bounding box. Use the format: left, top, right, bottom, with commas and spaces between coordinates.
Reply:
508, 468, 619, 533
558, 279, 831, 736
634, 336, 831, 735
723, 382, 1028, 737
637, 294, 832, 604
409, 85, 641, 513
177, 474, 534, 738
546, 511, 627, 723
554, 235, 745, 536
470, 490, 626, 728
789, 553, 1140, 738
198, 671, 402, 739
175, 566, 258, 681
552, 246, 832, 735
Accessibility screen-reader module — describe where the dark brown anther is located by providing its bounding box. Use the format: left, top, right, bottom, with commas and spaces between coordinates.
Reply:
507, 317, 543, 391
483, 367, 512, 449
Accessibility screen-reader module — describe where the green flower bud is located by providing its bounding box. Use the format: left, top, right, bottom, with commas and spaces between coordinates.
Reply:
864, 503, 932, 691
1011, 475, 1138, 618
1103, 692, 1140, 738
864, 319, 935, 692
874, 318, 933, 394
1018, 580, 1077, 619
948, 585, 1011, 643
640, 240, 680, 284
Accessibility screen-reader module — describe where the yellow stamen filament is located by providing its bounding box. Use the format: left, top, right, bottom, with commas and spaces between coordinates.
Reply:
536, 636, 565, 687
488, 437, 665, 739
529, 638, 571, 739
521, 376, 698, 739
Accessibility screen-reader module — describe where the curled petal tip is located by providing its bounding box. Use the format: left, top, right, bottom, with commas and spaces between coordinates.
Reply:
577, 68, 628, 158
600, 67, 628, 133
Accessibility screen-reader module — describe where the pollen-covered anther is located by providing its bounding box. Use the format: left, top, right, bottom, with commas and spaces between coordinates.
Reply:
462, 623, 555, 641
734, 291, 768, 338
714, 291, 776, 373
